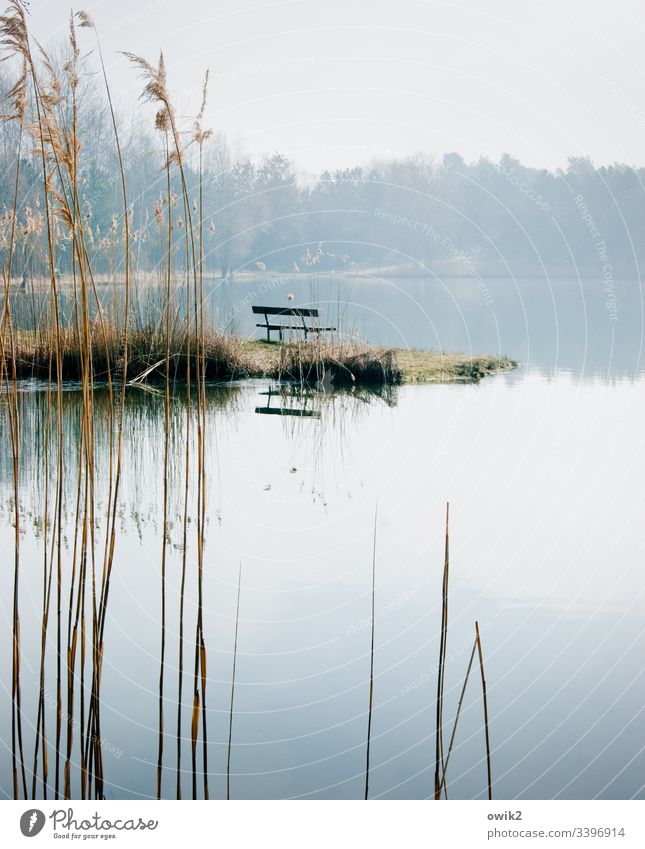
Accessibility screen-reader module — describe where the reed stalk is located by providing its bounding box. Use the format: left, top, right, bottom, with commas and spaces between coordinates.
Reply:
123, 52, 201, 800
195, 72, 211, 802
156, 130, 172, 801
124, 50, 210, 800
437, 637, 477, 799
0, 2, 30, 798
31, 360, 55, 799
475, 621, 493, 800
4, 276, 28, 799
434, 502, 449, 799
227, 564, 242, 800
364, 505, 377, 800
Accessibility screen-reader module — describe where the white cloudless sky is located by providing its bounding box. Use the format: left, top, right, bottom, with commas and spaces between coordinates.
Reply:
26, 0, 645, 173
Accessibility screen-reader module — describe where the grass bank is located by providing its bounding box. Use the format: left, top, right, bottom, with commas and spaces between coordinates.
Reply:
6, 328, 516, 387
241, 341, 516, 384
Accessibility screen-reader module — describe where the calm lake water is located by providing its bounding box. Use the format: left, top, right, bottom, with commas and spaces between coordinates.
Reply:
1, 275, 644, 800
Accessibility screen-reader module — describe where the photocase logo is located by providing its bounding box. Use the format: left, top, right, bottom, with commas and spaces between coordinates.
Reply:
20, 809, 45, 838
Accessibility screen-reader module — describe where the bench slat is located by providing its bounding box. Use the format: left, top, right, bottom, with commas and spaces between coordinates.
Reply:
255, 323, 336, 331
255, 323, 301, 331
252, 305, 319, 317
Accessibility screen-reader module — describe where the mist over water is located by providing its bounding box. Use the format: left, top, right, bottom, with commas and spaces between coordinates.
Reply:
213, 273, 643, 381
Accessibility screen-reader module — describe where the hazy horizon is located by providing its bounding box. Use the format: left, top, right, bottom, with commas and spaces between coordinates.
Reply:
24, 0, 645, 175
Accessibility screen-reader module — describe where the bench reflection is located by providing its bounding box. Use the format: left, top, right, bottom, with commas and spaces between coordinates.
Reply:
254, 385, 321, 419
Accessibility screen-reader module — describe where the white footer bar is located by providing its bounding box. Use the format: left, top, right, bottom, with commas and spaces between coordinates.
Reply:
0, 800, 643, 847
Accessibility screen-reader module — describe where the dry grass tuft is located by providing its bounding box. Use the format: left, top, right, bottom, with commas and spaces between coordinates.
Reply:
273, 339, 400, 386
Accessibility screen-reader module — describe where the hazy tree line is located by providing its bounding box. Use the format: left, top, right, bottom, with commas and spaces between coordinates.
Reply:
2, 68, 644, 281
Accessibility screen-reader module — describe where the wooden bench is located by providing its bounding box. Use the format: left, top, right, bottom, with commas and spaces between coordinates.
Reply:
252, 305, 336, 342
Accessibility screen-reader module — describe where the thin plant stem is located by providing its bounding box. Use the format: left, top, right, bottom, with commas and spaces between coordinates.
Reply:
437, 637, 477, 798
475, 621, 493, 800
434, 502, 449, 800
364, 504, 377, 800
227, 563, 242, 801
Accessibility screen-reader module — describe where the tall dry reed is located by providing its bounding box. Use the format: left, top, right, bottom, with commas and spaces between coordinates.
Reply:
364, 505, 377, 800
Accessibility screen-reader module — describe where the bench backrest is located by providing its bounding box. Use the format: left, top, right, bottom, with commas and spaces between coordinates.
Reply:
252, 305, 319, 317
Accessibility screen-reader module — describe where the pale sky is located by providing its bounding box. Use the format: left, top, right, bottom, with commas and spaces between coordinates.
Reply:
26, 0, 645, 173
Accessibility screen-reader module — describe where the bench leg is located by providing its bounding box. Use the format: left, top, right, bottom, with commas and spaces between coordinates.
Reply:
279, 327, 283, 342
266, 324, 271, 342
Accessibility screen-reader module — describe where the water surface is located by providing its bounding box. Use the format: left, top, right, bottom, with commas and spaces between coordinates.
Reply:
1, 275, 644, 800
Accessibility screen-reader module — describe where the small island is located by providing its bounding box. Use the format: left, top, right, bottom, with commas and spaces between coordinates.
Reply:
7, 328, 516, 387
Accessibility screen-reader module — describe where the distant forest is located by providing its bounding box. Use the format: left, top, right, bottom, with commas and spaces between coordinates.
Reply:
2, 69, 644, 281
